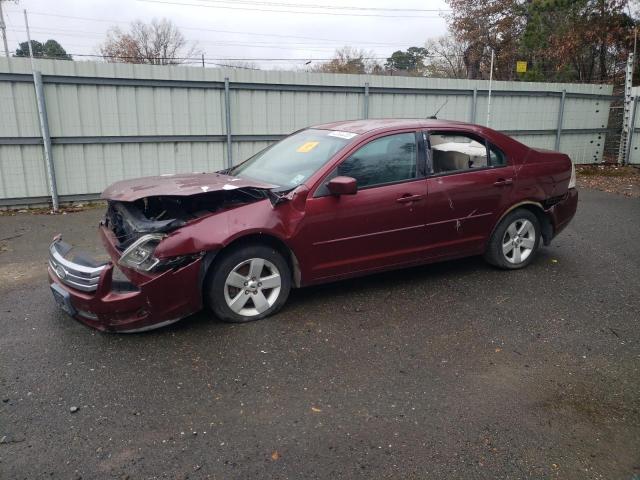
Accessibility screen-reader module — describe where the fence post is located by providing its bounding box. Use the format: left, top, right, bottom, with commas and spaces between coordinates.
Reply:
363, 82, 370, 119
470, 88, 477, 123
624, 96, 639, 165
554, 89, 566, 152
224, 76, 233, 168
25, 9, 58, 211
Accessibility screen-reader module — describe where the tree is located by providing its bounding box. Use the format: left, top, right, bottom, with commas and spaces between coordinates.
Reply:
445, 0, 635, 83
14, 39, 72, 60
385, 47, 429, 75
520, 0, 632, 83
310, 47, 382, 74
99, 19, 197, 65
445, 0, 526, 80
423, 35, 468, 78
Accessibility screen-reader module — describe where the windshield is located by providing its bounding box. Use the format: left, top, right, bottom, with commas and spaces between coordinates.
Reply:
229, 128, 357, 187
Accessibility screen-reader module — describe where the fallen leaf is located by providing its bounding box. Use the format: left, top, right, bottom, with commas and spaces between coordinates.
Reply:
271, 450, 280, 461
495, 348, 502, 353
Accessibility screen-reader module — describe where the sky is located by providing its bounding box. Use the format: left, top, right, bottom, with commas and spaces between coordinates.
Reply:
0, 0, 450, 70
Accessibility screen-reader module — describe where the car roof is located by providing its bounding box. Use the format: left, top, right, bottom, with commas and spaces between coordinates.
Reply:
311, 118, 477, 135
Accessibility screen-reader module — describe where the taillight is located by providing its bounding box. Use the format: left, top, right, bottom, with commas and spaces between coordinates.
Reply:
568, 161, 576, 189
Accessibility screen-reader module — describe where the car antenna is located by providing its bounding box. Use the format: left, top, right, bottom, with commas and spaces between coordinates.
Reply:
428, 99, 448, 119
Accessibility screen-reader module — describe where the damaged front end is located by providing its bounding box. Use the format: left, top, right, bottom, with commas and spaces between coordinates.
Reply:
48, 172, 279, 332
104, 189, 268, 269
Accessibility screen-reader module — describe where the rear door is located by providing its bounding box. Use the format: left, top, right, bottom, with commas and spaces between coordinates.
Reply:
424, 129, 515, 258
299, 131, 429, 282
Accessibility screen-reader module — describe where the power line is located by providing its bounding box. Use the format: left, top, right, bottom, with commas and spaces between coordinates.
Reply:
136, 0, 445, 18
4, 9, 444, 47
7, 27, 421, 54
9, 51, 469, 61
178, 0, 450, 13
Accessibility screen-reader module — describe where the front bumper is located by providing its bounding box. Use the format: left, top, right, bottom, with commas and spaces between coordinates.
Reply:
48, 226, 204, 333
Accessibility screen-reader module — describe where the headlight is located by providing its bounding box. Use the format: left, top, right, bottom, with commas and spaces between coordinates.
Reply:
568, 161, 576, 189
118, 234, 165, 272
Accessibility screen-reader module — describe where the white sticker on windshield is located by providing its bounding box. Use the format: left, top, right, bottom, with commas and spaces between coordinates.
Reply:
327, 130, 357, 139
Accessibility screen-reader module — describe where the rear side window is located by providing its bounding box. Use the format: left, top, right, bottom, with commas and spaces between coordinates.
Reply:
337, 132, 417, 188
429, 132, 506, 174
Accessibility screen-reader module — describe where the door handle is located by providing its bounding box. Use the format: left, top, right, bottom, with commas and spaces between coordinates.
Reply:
396, 194, 424, 204
493, 178, 513, 187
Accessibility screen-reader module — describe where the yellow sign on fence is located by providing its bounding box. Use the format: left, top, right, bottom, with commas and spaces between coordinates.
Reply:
516, 61, 527, 73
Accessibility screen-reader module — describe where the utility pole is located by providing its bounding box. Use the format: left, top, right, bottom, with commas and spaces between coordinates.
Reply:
618, 52, 634, 165
0, 0, 10, 57
24, 9, 59, 211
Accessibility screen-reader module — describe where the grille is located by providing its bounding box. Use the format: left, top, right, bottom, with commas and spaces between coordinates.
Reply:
49, 240, 107, 292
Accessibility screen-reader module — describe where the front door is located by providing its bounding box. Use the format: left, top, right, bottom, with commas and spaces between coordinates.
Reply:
299, 131, 429, 282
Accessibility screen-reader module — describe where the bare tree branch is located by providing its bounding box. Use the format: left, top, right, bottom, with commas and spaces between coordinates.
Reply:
98, 19, 198, 65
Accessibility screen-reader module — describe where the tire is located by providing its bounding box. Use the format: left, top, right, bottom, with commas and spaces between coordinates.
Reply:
205, 243, 291, 323
484, 208, 541, 270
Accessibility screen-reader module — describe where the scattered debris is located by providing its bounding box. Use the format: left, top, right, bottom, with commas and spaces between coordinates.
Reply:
577, 165, 640, 197
271, 450, 280, 461
311, 406, 322, 413
70, 406, 79, 413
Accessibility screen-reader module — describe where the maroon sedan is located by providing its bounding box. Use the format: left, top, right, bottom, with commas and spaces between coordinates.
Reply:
48, 119, 578, 332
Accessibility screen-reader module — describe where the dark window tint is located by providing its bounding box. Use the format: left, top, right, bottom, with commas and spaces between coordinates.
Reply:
489, 145, 506, 166
337, 133, 417, 188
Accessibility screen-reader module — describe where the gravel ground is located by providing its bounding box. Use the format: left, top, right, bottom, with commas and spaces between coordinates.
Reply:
0, 189, 639, 480
577, 165, 640, 198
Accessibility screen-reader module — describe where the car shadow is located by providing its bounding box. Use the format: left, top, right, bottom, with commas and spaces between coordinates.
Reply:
161, 254, 495, 335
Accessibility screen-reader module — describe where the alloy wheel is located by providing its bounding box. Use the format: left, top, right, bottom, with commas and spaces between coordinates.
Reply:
223, 258, 282, 317
502, 219, 536, 264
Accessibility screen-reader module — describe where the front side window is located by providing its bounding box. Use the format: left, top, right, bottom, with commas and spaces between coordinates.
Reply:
229, 129, 356, 188
429, 132, 507, 174
336, 132, 417, 189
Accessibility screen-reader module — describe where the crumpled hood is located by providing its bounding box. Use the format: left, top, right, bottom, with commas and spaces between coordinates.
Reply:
101, 172, 277, 202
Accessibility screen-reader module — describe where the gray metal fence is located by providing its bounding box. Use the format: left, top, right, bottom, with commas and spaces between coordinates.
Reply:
0, 57, 618, 207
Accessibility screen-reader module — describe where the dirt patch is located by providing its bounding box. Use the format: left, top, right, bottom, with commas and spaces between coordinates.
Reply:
577, 165, 640, 197
540, 382, 640, 426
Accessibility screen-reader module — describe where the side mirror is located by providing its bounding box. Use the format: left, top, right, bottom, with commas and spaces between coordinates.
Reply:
326, 176, 357, 196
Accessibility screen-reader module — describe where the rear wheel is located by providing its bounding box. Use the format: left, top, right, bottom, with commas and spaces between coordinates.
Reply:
205, 244, 291, 323
484, 209, 541, 269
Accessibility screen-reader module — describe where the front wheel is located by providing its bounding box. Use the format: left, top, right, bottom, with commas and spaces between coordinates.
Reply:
205, 244, 291, 323
484, 209, 541, 269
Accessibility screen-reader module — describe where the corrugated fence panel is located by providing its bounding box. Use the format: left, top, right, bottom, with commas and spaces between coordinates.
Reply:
0, 145, 48, 198
0, 57, 615, 204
